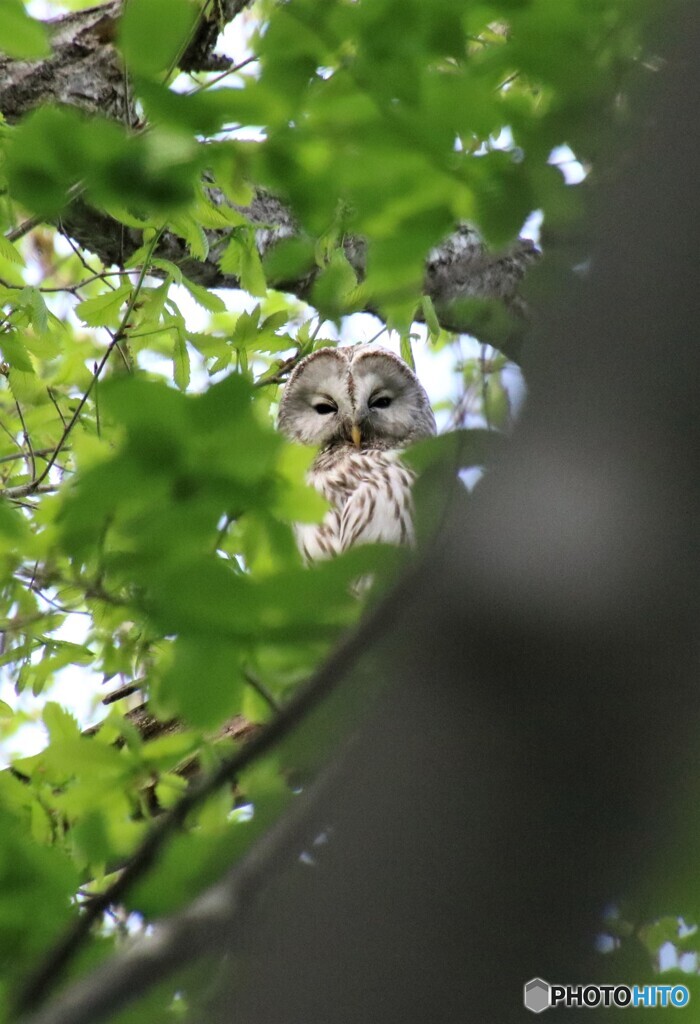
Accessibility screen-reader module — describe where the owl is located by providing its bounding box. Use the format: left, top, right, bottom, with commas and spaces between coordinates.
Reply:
277, 344, 436, 562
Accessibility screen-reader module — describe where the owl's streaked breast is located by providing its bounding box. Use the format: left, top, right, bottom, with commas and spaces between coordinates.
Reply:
295, 445, 415, 563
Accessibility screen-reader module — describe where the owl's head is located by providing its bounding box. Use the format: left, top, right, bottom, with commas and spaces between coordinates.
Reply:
277, 344, 436, 450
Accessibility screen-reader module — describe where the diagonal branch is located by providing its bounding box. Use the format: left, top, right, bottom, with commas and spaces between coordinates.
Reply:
14, 551, 427, 1016
16, 752, 347, 1024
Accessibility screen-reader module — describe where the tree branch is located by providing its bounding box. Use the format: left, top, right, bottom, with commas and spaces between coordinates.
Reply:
13, 554, 424, 1016
16, 753, 347, 1024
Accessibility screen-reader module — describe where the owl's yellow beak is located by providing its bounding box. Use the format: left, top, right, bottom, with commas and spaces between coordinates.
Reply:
351, 424, 362, 448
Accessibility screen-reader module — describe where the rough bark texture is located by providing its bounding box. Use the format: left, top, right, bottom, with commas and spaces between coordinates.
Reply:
2, 0, 538, 333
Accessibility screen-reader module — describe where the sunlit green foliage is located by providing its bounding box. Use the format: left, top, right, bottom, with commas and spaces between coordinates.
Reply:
0, 0, 665, 1017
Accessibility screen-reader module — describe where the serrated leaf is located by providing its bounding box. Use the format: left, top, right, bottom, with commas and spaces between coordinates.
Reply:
43, 701, 81, 742
421, 294, 441, 341
76, 285, 132, 327
150, 257, 183, 284
310, 251, 358, 321
1, 331, 34, 373
21, 286, 49, 335
8, 367, 43, 403
169, 214, 209, 261
239, 243, 267, 298
400, 334, 415, 370
0, 234, 24, 267
232, 306, 261, 348
219, 234, 267, 297
181, 278, 226, 314
173, 332, 191, 391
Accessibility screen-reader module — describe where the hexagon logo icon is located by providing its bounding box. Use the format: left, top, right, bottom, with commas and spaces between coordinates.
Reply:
524, 978, 551, 1014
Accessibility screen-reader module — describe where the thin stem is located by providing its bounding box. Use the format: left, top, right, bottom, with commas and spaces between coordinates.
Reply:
1, 228, 165, 499
190, 54, 258, 93
12, 399, 35, 481
242, 668, 282, 715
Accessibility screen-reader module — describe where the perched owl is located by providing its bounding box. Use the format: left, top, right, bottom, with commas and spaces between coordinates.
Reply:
277, 345, 436, 561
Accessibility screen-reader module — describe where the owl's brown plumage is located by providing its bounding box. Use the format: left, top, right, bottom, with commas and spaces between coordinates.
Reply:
277, 344, 436, 560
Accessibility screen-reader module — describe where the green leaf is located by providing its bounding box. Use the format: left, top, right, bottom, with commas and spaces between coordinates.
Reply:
0, 330, 34, 373
0, 700, 13, 719
262, 236, 316, 286
219, 234, 267, 297
0, 0, 50, 59
76, 285, 132, 327
118, 0, 198, 77
399, 334, 415, 370
161, 636, 245, 728
421, 294, 441, 342
404, 429, 507, 474
169, 213, 209, 260
173, 331, 191, 391
0, 233, 24, 267
21, 286, 49, 335
180, 278, 226, 314
310, 251, 359, 321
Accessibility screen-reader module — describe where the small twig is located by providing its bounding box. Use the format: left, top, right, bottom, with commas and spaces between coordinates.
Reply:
495, 70, 520, 92
213, 513, 234, 552
46, 388, 67, 429
4, 482, 56, 499
253, 350, 303, 388
0, 446, 63, 467
242, 668, 282, 715
102, 681, 143, 706
190, 53, 258, 93
14, 399, 36, 482
57, 228, 115, 289
0, 228, 165, 499
6, 183, 86, 244
309, 317, 325, 342
366, 324, 388, 345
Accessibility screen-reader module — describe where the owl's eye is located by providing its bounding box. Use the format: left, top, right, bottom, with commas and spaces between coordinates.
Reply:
313, 402, 337, 415
370, 395, 392, 410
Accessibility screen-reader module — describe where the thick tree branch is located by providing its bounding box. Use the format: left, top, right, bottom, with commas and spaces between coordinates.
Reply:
0, 1, 252, 122
61, 193, 538, 330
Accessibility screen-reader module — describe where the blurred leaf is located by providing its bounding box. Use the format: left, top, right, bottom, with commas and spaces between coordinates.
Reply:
118, 0, 198, 77
0, 234, 24, 267
310, 251, 359, 321
0, 0, 50, 59
172, 331, 191, 391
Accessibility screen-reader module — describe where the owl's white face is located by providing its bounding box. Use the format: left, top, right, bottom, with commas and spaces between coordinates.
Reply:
278, 345, 436, 450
